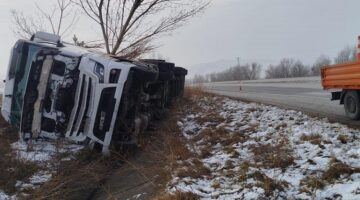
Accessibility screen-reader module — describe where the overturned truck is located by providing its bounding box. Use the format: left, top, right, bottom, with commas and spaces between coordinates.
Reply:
1, 32, 187, 154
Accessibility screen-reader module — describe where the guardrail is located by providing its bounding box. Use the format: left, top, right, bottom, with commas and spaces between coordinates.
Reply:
200, 76, 320, 85
198, 76, 323, 90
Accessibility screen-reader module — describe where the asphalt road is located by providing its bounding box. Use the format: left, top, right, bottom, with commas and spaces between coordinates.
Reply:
201, 77, 360, 128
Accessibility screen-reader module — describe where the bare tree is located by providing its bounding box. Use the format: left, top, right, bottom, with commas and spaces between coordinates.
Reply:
231, 66, 243, 80
72, 0, 210, 58
290, 60, 309, 77
209, 73, 217, 82
193, 74, 207, 84
334, 46, 357, 64
233, 63, 261, 80
266, 58, 293, 79
311, 55, 331, 76
204, 62, 261, 82
11, 0, 78, 39
11, 10, 45, 39
246, 62, 261, 80
265, 65, 278, 79
266, 58, 310, 79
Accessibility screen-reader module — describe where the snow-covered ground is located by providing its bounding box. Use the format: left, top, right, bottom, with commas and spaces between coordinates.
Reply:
170, 95, 360, 199
0, 191, 15, 200
12, 138, 83, 163
0, 136, 83, 199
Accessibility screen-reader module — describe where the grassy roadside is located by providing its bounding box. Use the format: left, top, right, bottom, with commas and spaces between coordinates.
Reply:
0, 88, 204, 198
28, 150, 112, 199
3, 86, 358, 199
0, 115, 103, 199
0, 87, 201, 200
57, 86, 360, 199
150, 87, 211, 200
0, 117, 40, 196
27, 87, 205, 200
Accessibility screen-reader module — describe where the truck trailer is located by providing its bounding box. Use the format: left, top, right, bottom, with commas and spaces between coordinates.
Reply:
1, 32, 187, 154
321, 36, 360, 120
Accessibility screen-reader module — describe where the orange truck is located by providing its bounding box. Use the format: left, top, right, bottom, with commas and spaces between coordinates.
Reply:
321, 36, 360, 119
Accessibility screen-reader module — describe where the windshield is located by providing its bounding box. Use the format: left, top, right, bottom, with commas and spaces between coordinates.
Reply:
9, 43, 42, 128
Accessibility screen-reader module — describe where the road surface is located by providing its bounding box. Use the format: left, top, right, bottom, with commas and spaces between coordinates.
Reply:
201, 76, 360, 128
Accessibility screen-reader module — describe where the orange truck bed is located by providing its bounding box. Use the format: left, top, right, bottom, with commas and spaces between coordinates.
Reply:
321, 61, 360, 90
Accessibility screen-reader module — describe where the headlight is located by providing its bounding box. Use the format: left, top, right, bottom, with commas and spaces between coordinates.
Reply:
94, 62, 104, 83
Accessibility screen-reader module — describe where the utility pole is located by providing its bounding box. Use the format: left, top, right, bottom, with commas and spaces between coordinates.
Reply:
237, 57, 240, 67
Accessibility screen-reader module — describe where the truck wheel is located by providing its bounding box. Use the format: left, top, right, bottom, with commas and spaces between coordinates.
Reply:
344, 91, 360, 120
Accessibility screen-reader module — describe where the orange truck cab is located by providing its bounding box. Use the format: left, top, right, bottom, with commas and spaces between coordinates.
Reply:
321, 36, 360, 119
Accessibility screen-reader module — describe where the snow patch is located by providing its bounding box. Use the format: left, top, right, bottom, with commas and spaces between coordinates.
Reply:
170, 96, 360, 199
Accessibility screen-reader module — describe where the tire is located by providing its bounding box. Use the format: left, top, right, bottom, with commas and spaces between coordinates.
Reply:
132, 64, 159, 83
344, 90, 360, 120
157, 62, 175, 72
140, 60, 175, 81
174, 67, 188, 76
140, 59, 175, 72
159, 71, 174, 81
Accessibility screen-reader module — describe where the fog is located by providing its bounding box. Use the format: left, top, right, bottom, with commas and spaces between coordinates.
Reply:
0, 0, 359, 78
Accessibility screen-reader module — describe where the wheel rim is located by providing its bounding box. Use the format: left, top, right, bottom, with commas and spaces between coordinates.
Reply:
346, 96, 357, 113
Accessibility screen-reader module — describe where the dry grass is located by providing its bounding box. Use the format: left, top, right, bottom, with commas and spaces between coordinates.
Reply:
237, 161, 250, 181
155, 86, 360, 199
175, 157, 211, 179
199, 145, 212, 159
0, 117, 40, 195
149, 90, 212, 198
262, 176, 289, 197
245, 107, 257, 113
212, 181, 221, 189
322, 158, 360, 184
30, 125, 172, 199
0, 116, 123, 199
184, 86, 207, 98
300, 175, 325, 191
164, 133, 192, 162
194, 113, 225, 126
28, 149, 113, 200
0, 157, 40, 195
155, 87, 298, 198
337, 134, 348, 144
248, 171, 289, 196
300, 133, 322, 146
0, 86, 210, 199
222, 145, 236, 155
194, 127, 248, 150
201, 127, 228, 146
229, 149, 240, 159
221, 132, 249, 146
300, 157, 360, 194
274, 122, 287, 130
249, 142, 295, 169
223, 160, 235, 170
0, 115, 115, 199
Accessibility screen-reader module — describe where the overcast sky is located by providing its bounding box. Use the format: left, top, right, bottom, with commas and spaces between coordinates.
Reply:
0, 0, 359, 78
